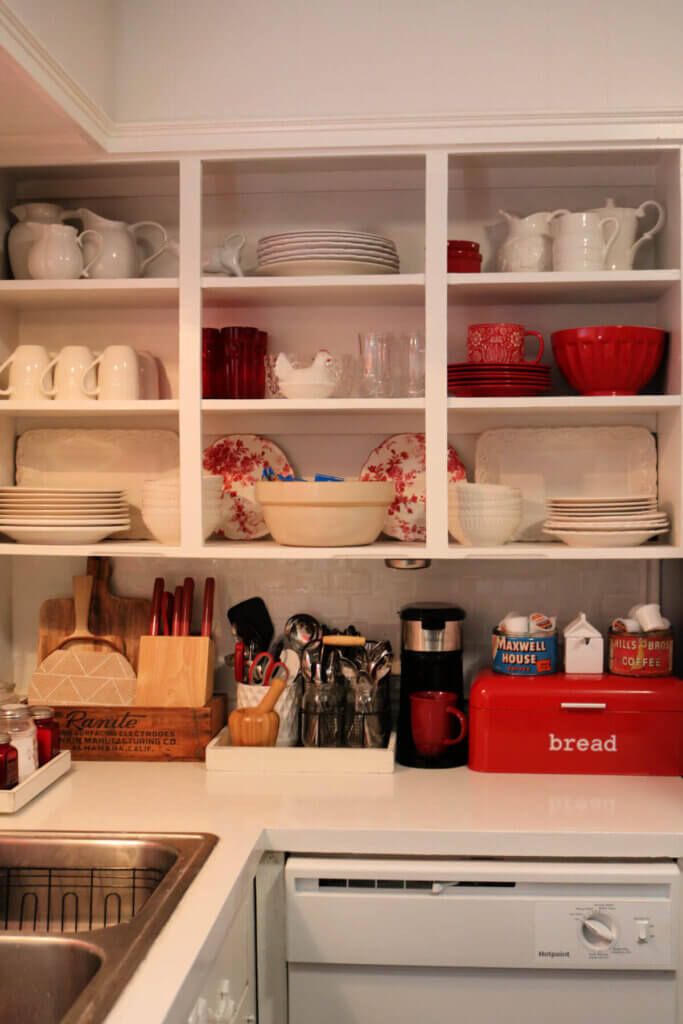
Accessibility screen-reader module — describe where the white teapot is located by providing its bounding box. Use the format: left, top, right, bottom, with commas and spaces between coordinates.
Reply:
590, 197, 665, 270
69, 209, 168, 279
8, 203, 76, 279
497, 209, 569, 272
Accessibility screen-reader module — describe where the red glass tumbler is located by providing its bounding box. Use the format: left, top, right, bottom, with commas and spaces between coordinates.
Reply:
202, 327, 226, 398
221, 327, 268, 398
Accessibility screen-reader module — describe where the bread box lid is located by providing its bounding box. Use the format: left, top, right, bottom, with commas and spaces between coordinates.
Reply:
470, 669, 683, 712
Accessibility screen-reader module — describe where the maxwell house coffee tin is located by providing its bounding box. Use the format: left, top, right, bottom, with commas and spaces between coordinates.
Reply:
492, 629, 558, 676
608, 630, 673, 677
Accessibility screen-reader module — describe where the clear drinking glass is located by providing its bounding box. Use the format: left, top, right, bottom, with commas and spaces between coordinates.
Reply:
358, 331, 393, 398
399, 331, 425, 397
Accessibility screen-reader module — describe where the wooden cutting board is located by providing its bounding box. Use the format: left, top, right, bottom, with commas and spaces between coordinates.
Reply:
37, 557, 151, 672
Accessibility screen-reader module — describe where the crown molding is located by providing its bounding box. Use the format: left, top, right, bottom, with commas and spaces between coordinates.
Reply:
2, 1, 683, 159
0, 1, 112, 149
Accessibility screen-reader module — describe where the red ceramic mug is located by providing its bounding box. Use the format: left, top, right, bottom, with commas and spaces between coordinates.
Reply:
410, 690, 467, 759
467, 322, 544, 365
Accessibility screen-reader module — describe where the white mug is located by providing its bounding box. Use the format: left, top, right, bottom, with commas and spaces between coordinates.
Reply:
0, 345, 55, 400
42, 345, 98, 401
82, 345, 140, 401
138, 350, 160, 399
635, 603, 668, 633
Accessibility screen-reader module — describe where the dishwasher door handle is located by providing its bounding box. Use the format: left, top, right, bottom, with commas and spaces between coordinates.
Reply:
560, 702, 607, 710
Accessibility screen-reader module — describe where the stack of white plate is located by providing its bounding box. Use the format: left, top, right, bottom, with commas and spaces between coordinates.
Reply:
256, 231, 400, 276
0, 487, 130, 544
543, 496, 669, 548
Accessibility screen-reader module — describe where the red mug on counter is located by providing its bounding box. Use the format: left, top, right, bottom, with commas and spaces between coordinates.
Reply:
410, 690, 467, 759
467, 322, 544, 365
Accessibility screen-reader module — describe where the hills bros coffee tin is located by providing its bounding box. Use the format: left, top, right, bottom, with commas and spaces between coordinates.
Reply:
608, 629, 673, 677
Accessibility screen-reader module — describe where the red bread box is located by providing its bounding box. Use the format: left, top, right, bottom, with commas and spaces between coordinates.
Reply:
469, 669, 683, 776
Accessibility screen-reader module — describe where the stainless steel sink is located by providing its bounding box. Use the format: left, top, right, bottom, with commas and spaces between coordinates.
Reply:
0, 831, 218, 1024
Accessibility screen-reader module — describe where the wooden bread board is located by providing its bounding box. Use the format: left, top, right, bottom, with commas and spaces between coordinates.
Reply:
135, 636, 215, 707
37, 557, 150, 671
54, 697, 227, 761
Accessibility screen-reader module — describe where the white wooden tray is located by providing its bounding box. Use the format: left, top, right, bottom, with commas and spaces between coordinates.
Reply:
0, 751, 71, 813
205, 729, 395, 774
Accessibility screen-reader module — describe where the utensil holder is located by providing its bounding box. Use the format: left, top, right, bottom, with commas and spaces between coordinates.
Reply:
344, 709, 390, 748
135, 636, 215, 707
301, 708, 344, 747
236, 680, 301, 746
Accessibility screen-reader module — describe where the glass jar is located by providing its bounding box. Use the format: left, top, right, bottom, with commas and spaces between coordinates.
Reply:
0, 684, 16, 706
29, 707, 60, 766
0, 732, 18, 789
0, 704, 38, 782
447, 239, 482, 273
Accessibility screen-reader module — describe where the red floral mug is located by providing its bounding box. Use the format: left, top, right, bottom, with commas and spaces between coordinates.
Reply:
467, 322, 544, 365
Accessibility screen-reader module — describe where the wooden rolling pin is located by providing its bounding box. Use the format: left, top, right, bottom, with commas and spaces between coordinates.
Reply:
228, 676, 287, 747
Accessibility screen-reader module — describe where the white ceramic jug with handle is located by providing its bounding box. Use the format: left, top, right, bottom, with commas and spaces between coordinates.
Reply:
550, 211, 620, 271
72, 209, 168, 279
497, 209, 569, 272
27, 224, 104, 280
590, 197, 665, 270
8, 203, 78, 279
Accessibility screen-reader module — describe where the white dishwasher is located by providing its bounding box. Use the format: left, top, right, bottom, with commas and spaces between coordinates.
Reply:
285, 857, 680, 1024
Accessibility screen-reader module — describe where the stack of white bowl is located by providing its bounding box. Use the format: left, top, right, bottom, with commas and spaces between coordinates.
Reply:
141, 473, 224, 544
448, 482, 523, 546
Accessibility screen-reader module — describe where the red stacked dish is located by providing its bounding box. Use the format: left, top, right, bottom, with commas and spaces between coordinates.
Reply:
448, 362, 552, 397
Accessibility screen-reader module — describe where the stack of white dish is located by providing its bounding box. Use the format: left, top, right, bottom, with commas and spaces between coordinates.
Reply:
256, 231, 400, 276
142, 473, 224, 544
448, 482, 523, 546
543, 496, 669, 547
0, 487, 129, 544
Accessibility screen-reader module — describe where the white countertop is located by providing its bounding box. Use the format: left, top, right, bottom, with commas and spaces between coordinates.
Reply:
4, 761, 683, 1023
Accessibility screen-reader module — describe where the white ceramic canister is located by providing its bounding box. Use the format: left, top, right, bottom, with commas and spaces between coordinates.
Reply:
0, 704, 38, 781
590, 197, 665, 270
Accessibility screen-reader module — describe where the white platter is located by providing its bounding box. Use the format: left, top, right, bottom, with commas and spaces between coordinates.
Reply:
205, 728, 395, 775
476, 427, 657, 542
16, 430, 179, 540
258, 239, 398, 256
0, 751, 71, 813
545, 518, 668, 529
259, 230, 395, 245
0, 524, 129, 544
258, 252, 399, 267
257, 259, 399, 277
544, 527, 668, 548
0, 488, 125, 497
0, 517, 131, 527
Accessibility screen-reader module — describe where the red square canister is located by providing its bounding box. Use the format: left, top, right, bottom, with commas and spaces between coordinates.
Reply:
468, 669, 683, 776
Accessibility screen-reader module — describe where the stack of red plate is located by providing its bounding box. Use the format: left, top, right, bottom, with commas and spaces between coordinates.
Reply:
447, 362, 552, 397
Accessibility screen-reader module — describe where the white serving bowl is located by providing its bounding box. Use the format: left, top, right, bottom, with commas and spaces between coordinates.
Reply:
254, 478, 393, 546
141, 504, 180, 544
450, 482, 521, 500
449, 507, 522, 546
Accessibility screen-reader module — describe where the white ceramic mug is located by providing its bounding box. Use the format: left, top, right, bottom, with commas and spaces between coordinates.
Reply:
635, 603, 668, 632
82, 345, 140, 401
0, 345, 55, 400
42, 346, 98, 401
27, 224, 103, 280
138, 350, 160, 399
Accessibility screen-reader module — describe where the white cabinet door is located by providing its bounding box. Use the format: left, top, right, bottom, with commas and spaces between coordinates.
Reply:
187, 885, 256, 1024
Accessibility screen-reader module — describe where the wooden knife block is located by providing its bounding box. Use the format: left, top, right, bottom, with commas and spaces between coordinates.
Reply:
135, 637, 215, 708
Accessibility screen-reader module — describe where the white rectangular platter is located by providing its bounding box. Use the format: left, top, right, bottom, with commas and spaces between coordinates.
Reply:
0, 750, 71, 813
475, 426, 657, 541
205, 729, 395, 774
16, 429, 179, 539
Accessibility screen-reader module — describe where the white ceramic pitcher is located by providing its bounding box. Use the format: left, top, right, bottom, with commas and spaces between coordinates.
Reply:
497, 209, 569, 272
8, 203, 76, 279
72, 209, 168, 279
590, 197, 665, 270
550, 211, 620, 272
27, 224, 104, 280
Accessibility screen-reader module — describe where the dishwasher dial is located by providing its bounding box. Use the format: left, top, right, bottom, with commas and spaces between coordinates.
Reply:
580, 912, 617, 950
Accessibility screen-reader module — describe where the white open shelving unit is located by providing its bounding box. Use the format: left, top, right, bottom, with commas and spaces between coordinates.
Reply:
0, 147, 680, 561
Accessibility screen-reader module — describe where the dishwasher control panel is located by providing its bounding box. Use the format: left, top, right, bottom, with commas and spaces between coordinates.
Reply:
534, 898, 673, 967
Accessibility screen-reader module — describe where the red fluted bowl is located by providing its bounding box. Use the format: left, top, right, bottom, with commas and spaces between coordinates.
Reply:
551, 325, 666, 396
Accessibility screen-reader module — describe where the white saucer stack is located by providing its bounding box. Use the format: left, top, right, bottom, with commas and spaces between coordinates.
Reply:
0, 487, 130, 544
256, 230, 400, 276
543, 496, 669, 547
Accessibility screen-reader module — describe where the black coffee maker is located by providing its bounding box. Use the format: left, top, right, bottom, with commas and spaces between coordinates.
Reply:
396, 602, 466, 769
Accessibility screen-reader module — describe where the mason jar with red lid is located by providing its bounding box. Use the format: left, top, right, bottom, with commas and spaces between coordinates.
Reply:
29, 706, 60, 766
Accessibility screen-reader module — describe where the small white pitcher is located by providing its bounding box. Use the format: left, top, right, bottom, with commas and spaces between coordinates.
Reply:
8, 203, 73, 279
550, 211, 620, 272
26, 224, 103, 280
72, 209, 168, 279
